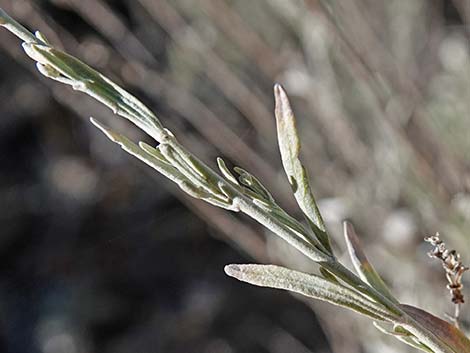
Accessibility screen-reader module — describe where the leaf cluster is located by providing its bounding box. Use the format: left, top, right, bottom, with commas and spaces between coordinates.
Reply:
1, 8, 469, 352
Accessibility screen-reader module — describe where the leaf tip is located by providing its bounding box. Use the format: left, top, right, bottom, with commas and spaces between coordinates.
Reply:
224, 264, 242, 279
273, 82, 283, 95
90, 117, 120, 143
89, 116, 102, 128
273, 83, 291, 118
343, 220, 355, 239
21, 42, 37, 59
34, 30, 49, 44
138, 141, 152, 151
343, 220, 368, 265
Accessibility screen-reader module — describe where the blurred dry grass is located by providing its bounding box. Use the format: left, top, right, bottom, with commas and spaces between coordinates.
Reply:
0, 0, 469, 352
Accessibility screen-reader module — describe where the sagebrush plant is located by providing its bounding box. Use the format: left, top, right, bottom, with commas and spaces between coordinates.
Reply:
1, 8, 469, 353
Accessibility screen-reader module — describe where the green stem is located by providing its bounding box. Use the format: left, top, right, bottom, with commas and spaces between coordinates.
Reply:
323, 261, 455, 353
235, 196, 332, 263
322, 260, 403, 317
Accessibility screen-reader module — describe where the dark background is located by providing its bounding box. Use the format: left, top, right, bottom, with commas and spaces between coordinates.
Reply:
0, 1, 469, 352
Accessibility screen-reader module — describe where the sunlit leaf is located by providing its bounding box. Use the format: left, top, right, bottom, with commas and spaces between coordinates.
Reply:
343, 221, 397, 303
274, 84, 331, 254
400, 304, 470, 353
22, 43, 166, 142
374, 322, 434, 353
225, 264, 399, 322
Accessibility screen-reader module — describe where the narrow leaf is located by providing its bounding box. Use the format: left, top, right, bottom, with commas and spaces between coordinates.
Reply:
343, 221, 397, 303
217, 158, 240, 185
233, 166, 275, 203
274, 84, 331, 253
225, 264, 399, 322
22, 43, 166, 142
319, 266, 339, 284
399, 304, 470, 353
139, 142, 169, 164
0, 8, 40, 44
395, 336, 435, 353
374, 322, 434, 353
91, 118, 238, 210
90, 118, 180, 181
1, 8, 166, 143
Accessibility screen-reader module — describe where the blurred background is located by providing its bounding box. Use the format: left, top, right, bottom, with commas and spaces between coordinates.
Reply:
0, 0, 469, 352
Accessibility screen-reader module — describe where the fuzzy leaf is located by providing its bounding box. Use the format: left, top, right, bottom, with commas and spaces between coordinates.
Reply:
274, 84, 331, 253
91, 118, 237, 210
22, 43, 166, 142
217, 158, 240, 185
319, 266, 339, 284
90, 118, 184, 185
343, 221, 397, 303
225, 264, 399, 322
400, 304, 470, 353
374, 322, 434, 353
233, 166, 274, 203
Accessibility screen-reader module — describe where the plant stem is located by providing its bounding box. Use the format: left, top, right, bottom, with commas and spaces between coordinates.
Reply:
321, 260, 403, 317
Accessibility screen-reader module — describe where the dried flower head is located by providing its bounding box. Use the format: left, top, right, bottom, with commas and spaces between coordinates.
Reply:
425, 233, 468, 304
425, 233, 468, 326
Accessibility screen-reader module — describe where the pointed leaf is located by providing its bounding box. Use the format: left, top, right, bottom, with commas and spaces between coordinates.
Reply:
399, 304, 470, 353
343, 221, 397, 303
374, 322, 434, 353
225, 264, 399, 322
91, 118, 237, 210
22, 43, 166, 143
90, 118, 184, 185
217, 158, 240, 185
274, 84, 331, 253
233, 166, 274, 203
0, 9, 166, 143
319, 266, 339, 284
